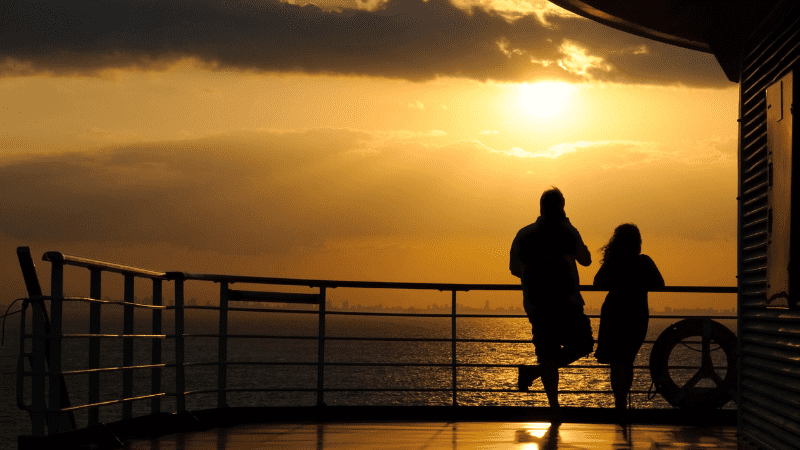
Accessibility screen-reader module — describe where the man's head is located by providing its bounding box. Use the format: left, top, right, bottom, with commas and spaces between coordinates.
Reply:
540, 187, 565, 217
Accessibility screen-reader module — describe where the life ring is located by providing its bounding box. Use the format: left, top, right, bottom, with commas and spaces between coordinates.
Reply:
649, 318, 737, 409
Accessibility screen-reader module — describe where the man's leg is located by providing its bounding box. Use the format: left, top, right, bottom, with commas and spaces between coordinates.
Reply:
530, 303, 592, 410
520, 297, 544, 391
528, 318, 561, 408
539, 358, 560, 409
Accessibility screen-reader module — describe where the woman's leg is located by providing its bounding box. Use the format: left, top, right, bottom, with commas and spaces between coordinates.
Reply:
610, 362, 633, 409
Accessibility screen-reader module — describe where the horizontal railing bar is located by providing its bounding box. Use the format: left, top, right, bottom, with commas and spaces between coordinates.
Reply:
166, 272, 523, 290
173, 334, 470, 343
61, 393, 167, 412
173, 361, 720, 371
179, 387, 665, 395
23, 393, 166, 413
24, 334, 166, 339
165, 272, 736, 293
228, 289, 322, 304
648, 315, 737, 320
25, 295, 167, 309
161, 334, 728, 347
167, 305, 322, 314
328, 337, 524, 343
163, 306, 736, 319
172, 334, 319, 340
163, 305, 737, 320
427, 388, 660, 394
327, 311, 453, 318
455, 314, 737, 320
456, 313, 548, 319
59, 297, 168, 309
221, 306, 319, 314
165, 304, 322, 314
334, 363, 720, 370
458, 338, 727, 345
176, 389, 315, 395
181, 361, 315, 367
169, 334, 517, 343
61, 363, 168, 375
44, 252, 167, 278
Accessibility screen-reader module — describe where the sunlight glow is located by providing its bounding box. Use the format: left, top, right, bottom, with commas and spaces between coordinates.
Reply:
515, 82, 572, 119
525, 428, 548, 438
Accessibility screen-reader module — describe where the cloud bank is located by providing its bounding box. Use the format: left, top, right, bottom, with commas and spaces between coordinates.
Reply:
1, 0, 728, 86
1, 128, 736, 255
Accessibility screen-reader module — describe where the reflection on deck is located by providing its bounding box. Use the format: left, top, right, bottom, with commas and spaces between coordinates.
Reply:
18, 406, 736, 449
125, 421, 738, 450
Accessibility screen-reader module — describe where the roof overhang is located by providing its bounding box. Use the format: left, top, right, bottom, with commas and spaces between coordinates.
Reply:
548, 0, 783, 83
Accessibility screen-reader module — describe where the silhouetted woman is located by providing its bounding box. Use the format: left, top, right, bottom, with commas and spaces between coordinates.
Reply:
593, 223, 664, 410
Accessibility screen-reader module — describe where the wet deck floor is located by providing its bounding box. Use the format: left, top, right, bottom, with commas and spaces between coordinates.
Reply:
124, 421, 739, 449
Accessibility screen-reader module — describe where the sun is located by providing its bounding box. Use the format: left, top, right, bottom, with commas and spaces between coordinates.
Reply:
515, 81, 573, 120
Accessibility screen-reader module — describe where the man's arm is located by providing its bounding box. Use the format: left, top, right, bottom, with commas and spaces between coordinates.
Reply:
509, 235, 522, 278
576, 242, 591, 267
565, 219, 591, 266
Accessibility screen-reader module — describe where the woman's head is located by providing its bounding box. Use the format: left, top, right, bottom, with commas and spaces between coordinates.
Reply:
601, 223, 642, 263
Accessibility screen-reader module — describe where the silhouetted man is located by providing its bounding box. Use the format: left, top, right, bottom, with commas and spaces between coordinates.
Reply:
509, 187, 593, 411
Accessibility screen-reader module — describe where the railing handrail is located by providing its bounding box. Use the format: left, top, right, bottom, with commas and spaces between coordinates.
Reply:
21, 295, 167, 310
43, 251, 167, 279
164, 271, 736, 293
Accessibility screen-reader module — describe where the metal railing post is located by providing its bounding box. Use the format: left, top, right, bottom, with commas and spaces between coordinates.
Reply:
30, 296, 46, 436
174, 278, 186, 413
151, 279, 163, 414
451, 290, 457, 407
47, 261, 63, 434
88, 269, 102, 426
317, 287, 326, 406
122, 274, 134, 420
218, 282, 229, 408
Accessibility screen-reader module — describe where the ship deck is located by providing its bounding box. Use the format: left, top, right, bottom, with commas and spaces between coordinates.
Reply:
20, 406, 739, 449
124, 421, 738, 450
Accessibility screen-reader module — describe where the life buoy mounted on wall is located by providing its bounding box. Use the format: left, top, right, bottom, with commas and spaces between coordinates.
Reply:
649, 317, 738, 410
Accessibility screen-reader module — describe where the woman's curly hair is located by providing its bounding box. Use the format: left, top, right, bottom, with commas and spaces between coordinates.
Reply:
600, 223, 642, 264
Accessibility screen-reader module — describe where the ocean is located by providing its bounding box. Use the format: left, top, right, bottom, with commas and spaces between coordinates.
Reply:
0, 309, 736, 448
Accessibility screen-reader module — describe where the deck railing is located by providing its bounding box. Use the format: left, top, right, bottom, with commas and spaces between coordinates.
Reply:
14, 249, 737, 437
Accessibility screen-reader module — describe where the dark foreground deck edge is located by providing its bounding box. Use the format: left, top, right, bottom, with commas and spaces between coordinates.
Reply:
18, 406, 737, 450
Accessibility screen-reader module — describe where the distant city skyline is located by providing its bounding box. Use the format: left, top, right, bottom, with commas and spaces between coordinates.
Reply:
169, 297, 737, 316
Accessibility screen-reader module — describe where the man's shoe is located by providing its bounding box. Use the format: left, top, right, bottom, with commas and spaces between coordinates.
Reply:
549, 405, 563, 425
518, 365, 542, 391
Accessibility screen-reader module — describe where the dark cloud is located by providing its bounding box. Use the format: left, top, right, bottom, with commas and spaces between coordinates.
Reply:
0, 0, 728, 86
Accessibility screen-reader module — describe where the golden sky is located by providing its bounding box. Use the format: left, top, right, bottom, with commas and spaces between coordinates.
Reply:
0, 0, 738, 310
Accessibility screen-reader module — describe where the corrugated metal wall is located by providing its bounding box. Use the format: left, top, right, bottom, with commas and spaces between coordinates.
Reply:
738, 3, 800, 449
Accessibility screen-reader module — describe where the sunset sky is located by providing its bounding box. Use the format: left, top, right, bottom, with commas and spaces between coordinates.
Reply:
0, 0, 739, 311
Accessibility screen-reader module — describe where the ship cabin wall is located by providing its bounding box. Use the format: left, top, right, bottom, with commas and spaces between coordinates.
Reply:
737, 3, 799, 449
